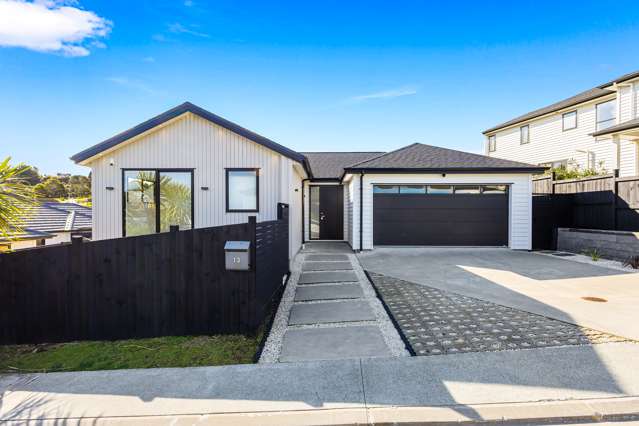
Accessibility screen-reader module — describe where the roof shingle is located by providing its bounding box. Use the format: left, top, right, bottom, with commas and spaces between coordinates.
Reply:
301, 152, 384, 179
344, 143, 545, 172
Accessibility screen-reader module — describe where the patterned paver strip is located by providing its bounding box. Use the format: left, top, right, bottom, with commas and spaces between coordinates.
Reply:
367, 271, 629, 356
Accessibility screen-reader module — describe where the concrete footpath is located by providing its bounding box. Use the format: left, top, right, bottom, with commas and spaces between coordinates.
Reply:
2, 343, 639, 425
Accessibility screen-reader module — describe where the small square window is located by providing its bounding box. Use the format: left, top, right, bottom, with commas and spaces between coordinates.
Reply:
562, 111, 577, 131
373, 185, 399, 194
488, 135, 496, 152
520, 125, 530, 144
482, 185, 507, 194
399, 185, 426, 194
226, 169, 259, 212
454, 185, 481, 194
427, 185, 453, 194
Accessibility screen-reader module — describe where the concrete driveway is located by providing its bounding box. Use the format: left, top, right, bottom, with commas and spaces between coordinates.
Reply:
357, 248, 639, 340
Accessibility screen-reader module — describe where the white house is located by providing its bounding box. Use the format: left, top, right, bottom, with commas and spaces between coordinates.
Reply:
483, 70, 639, 177
71, 102, 544, 260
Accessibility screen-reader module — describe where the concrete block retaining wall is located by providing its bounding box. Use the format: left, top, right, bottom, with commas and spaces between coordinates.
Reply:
557, 228, 639, 262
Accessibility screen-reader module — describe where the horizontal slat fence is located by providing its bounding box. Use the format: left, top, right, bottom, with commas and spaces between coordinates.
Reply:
532, 173, 639, 249
0, 207, 290, 345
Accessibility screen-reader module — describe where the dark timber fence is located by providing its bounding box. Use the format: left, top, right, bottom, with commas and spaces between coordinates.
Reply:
532, 172, 639, 249
0, 205, 290, 345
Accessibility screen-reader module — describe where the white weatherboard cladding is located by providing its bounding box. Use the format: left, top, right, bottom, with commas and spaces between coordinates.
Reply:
88, 113, 302, 242
344, 177, 354, 247
488, 99, 619, 174
358, 173, 533, 251
288, 166, 304, 260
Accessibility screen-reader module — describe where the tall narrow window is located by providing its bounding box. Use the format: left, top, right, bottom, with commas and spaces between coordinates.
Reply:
562, 110, 577, 131
520, 125, 530, 144
309, 186, 320, 239
159, 172, 193, 232
488, 135, 496, 152
596, 100, 616, 131
123, 169, 193, 237
124, 170, 157, 236
226, 169, 259, 212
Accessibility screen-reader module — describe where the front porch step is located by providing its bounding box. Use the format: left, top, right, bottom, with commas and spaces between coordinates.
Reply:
302, 261, 353, 271
305, 254, 350, 262
298, 271, 359, 284
279, 326, 390, 362
288, 300, 376, 325
294, 283, 364, 302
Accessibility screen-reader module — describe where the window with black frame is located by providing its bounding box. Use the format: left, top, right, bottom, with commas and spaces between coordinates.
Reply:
123, 169, 193, 237
226, 168, 259, 212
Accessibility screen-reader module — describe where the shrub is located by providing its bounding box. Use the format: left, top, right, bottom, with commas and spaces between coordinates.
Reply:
623, 256, 639, 269
583, 248, 601, 261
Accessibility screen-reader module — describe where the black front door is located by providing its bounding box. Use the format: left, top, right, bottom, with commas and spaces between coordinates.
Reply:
310, 185, 343, 240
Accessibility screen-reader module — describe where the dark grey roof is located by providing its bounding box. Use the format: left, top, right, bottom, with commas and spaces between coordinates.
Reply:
301, 152, 384, 179
591, 117, 639, 137
16, 202, 92, 233
483, 69, 639, 134
71, 102, 308, 166
344, 143, 545, 173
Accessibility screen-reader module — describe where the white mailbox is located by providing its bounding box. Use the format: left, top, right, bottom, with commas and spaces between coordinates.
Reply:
224, 241, 251, 271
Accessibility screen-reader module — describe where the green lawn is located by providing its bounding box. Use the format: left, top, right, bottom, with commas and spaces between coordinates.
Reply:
0, 334, 261, 373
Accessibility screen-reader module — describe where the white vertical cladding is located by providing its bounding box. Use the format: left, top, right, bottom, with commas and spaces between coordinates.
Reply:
87, 113, 298, 240
360, 173, 534, 250
343, 175, 354, 248
351, 176, 361, 250
487, 96, 617, 172
289, 165, 304, 259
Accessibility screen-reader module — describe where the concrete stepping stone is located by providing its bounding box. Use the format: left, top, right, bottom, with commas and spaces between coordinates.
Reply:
305, 254, 349, 262
294, 284, 363, 301
288, 300, 376, 325
298, 271, 359, 284
280, 326, 390, 362
302, 261, 353, 271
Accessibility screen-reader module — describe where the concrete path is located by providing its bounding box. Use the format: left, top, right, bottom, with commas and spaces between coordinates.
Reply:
259, 242, 408, 363
358, 247, 639, 340
2, 343, 639, 425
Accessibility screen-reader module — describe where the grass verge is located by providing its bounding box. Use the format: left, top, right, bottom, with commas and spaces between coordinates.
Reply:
0, 334, 260, 374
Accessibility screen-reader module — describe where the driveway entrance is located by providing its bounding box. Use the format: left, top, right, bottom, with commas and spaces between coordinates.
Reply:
358, 248, 639, 340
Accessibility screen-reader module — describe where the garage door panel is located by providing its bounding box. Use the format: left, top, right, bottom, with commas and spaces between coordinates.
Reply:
373, 191, 508, 246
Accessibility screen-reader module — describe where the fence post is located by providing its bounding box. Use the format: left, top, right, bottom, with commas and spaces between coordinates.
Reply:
71, 235, 83, 244
248, 216, 257, 271
612, 169, 619, 230
550, 171, 556, 195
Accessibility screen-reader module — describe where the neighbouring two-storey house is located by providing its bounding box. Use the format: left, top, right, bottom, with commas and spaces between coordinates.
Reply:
484, 70, 639, 177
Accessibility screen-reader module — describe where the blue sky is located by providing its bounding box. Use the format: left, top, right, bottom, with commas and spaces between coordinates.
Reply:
1, 0, 639, 175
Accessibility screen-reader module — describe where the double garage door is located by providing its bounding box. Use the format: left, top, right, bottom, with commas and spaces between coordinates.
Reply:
373, 184, 509, 246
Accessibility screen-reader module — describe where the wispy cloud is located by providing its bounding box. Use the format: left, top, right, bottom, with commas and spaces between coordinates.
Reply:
0, 0, 112, 57
107, 76, 158, 95
142, 56, 155, 63
167, 22, 209, 38
347, 86, 418, 103
183, 0, 194, 6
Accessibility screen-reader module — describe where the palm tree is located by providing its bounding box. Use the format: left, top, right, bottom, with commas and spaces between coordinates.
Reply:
0, 157, 38, 238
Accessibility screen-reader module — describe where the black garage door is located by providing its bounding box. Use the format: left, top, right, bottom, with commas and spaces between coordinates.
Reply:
373, 184, 509, 246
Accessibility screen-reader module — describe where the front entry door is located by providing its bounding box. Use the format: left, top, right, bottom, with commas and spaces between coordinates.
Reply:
310, 185, 343, 240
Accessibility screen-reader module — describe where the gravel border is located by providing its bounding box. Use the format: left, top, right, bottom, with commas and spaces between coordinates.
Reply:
534, 250, 639, 273
258, 248, 409, 363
